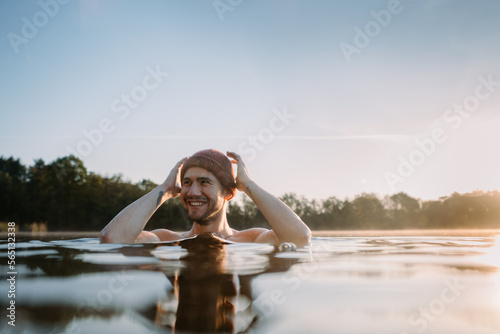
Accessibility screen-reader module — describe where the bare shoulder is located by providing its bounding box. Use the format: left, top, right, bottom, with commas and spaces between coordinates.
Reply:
135, 229, 185, 243
153, 229, 186, 242
229, 228, 279, 245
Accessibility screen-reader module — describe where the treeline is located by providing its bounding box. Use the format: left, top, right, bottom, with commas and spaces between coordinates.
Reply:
1, 155, 499, 231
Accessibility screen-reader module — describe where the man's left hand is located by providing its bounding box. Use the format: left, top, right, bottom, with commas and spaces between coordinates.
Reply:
227, 151, 252, 192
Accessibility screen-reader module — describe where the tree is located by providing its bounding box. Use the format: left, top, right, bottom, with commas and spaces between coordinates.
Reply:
420, 200, 445, 229
1, 154, 499, 232
0, 156, 28, 223
26, 158, 54, 224
385, 192, 421, 229
320, 196, 346, 230
351, 193, 387, 230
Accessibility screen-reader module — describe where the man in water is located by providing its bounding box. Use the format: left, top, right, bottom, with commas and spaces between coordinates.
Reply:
100, 149, 311, 247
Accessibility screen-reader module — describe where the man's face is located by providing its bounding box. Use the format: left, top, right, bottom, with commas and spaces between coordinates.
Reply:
180, 167, 228, 225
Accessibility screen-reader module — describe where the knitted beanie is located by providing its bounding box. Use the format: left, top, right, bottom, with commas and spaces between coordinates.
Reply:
180, 149, 237, 200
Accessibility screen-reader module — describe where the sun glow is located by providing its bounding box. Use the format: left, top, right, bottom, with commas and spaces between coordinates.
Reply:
476, 236, 500, 269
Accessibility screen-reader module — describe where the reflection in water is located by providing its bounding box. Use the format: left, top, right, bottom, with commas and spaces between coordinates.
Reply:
155, 233, 258, 333
150, 233, 294, 332
181, 237, 233, 331
1, 232, 500, 333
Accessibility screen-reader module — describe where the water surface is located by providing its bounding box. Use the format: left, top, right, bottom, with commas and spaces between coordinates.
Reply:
1, 231, 500, 333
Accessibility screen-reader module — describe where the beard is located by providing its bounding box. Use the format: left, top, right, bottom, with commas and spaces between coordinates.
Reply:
184, 196, 225, 226
191, 208, 223, 226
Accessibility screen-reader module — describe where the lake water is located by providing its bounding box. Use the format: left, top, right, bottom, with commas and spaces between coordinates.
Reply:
1, 231, 500, 333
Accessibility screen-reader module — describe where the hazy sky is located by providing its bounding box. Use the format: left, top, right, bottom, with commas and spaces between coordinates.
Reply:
1, 0, 499, 201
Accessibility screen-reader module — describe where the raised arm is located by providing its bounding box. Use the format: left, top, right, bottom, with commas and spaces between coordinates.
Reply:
99, 157, 186, 244
227, 152, 311, 247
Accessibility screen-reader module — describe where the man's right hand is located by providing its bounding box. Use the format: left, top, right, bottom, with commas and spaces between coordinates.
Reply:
163, 157, 187, 197
101, 156, 187, 244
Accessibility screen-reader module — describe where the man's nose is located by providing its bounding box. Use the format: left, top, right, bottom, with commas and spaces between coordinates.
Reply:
187, 182, 201, 196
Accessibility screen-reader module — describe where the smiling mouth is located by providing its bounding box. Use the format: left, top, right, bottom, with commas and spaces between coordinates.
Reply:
187, 199, 208, 207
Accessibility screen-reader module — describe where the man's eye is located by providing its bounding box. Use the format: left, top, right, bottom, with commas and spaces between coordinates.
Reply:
183, 180, 191, 185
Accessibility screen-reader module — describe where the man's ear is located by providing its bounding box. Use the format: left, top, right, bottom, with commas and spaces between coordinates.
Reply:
224, 188, 235, 201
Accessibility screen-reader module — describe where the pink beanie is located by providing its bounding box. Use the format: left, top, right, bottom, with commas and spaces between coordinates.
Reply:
180, 149, 236, 200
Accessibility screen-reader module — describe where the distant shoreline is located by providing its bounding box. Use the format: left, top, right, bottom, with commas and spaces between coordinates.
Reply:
311, 229, 500, 237
3, 229, 500, 240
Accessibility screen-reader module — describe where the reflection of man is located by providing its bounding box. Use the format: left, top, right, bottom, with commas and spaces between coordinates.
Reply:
173, 236, 236, 332
153, 234, 264, 333
100, 149, 310, 246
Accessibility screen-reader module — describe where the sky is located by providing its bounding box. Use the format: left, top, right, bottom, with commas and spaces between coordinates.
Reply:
1, 0, 500, 202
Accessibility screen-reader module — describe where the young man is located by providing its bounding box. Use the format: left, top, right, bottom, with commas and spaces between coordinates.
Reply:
100, 149, 311, 247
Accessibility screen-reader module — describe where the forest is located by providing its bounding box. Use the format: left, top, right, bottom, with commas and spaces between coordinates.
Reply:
1, 155, 499, 232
